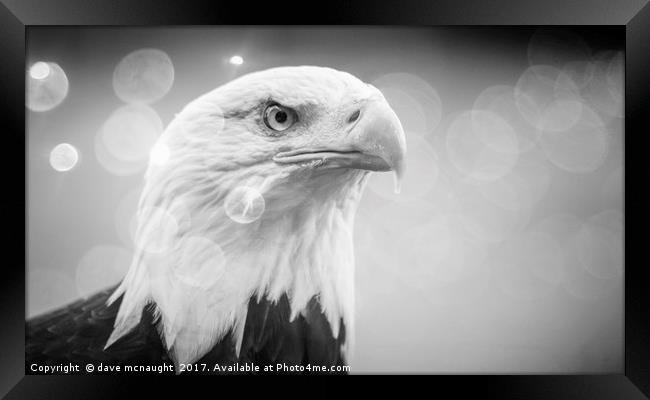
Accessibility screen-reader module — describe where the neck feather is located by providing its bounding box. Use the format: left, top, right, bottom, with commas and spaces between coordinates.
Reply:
106, 167, 368, 365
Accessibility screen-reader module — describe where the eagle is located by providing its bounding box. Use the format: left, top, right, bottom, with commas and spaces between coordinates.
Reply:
26, 66, 406, 373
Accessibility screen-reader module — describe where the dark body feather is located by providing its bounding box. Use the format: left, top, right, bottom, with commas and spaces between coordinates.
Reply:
26, 286, 347, 374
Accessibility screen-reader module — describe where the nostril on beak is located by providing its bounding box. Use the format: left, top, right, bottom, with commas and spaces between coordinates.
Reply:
348, 109, 361, 124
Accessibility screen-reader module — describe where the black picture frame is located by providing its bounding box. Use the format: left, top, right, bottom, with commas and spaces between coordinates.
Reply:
2, 0, 648, 398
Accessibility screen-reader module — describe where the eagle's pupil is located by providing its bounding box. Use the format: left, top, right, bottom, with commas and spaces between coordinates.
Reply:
275, 111, 288, 123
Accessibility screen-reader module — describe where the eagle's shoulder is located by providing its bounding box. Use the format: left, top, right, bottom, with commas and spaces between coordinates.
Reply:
26, 287, 347, 374
26, 286, 168, 369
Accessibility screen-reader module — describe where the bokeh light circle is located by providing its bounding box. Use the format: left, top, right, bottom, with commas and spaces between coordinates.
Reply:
538, 104, 608, 173
224, 186, 265, 224
372, 72, 442, 136
102, 105, 162, 162
561, 60, 596, 90
26, 61, 69, 112
113, 48, 175, 104
229, 55, 244, 65
538, 98, 584, 133
446, 110, 519, 181
96, 104, 163, 175
514, 65, 582, 131
473, 85, 538, 153
49, 143, 79, 172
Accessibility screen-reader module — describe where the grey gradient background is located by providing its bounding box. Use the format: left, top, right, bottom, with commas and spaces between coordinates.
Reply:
26, 27, 624, 373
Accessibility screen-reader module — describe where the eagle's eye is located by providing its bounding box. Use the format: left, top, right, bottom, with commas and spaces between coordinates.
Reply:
263, 104, 296, 132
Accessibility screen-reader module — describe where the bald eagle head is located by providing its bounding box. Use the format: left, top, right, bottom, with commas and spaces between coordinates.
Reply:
106, 66, 406, 365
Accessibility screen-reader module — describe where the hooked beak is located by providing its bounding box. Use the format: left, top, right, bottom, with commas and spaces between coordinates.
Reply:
272, 95, 407, 183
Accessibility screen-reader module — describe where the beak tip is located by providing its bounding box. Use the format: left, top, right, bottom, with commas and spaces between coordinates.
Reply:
393, 171, 402, 194
391, 152, 405, 194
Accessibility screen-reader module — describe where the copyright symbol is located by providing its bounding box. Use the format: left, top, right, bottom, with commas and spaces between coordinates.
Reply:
85, 364, 94, 373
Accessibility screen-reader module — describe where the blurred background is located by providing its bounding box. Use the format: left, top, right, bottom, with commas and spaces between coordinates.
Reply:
26, 27, 624, 373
